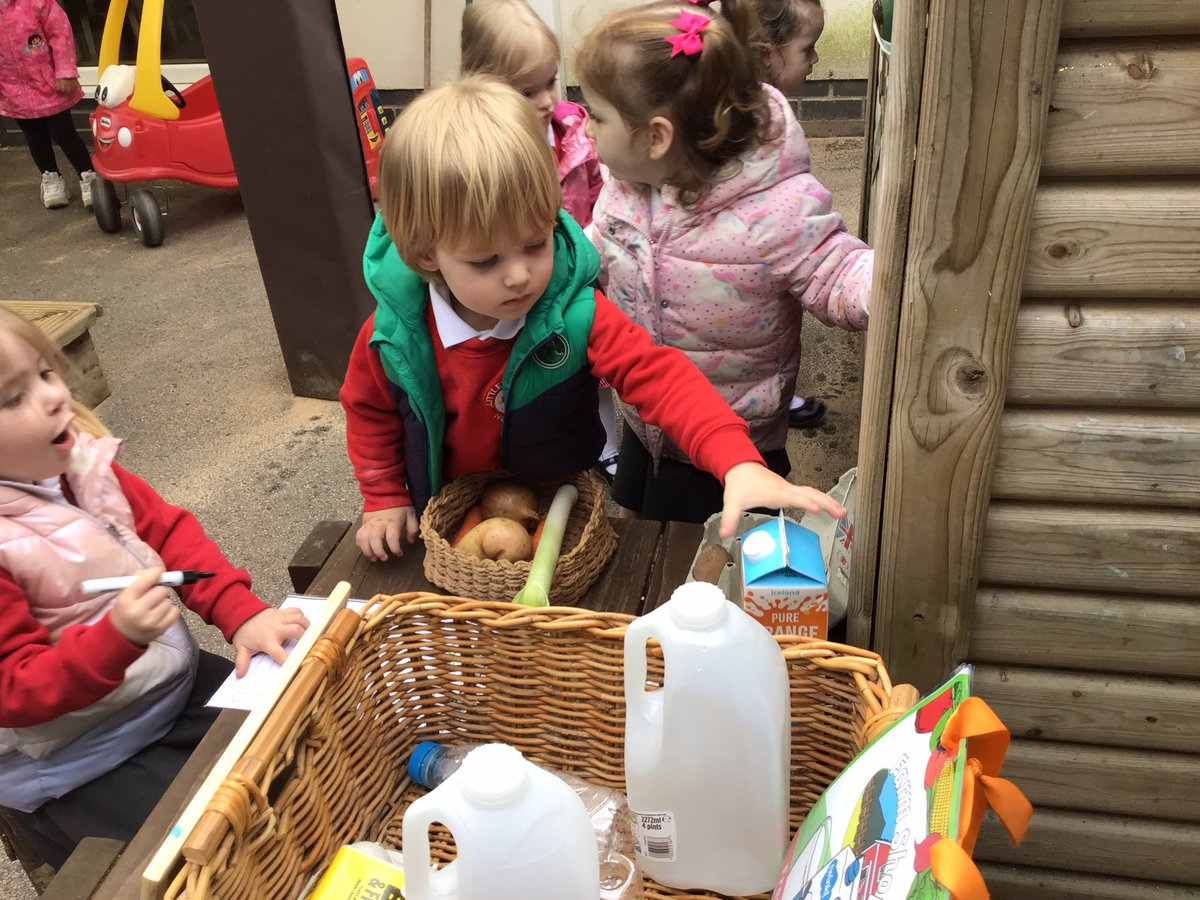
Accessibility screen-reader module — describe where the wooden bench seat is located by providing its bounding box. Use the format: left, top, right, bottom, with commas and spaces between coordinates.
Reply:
1, 300, 109, 409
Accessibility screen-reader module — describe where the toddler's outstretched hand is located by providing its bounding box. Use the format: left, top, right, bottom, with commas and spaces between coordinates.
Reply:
720, 462, 847, 539
356, 506, 418, 562
231, 607, 311, 677
109, 567, 179, 646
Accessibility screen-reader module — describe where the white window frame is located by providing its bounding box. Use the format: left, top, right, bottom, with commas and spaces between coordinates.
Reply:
78, 63, 210, 94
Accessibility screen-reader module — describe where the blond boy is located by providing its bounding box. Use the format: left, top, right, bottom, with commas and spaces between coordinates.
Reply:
339, 78, 845, 560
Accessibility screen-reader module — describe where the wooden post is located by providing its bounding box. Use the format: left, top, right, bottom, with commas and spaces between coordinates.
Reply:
192, 0, 376, 400
856, 0, 1065, 689
846, 0, 930, 648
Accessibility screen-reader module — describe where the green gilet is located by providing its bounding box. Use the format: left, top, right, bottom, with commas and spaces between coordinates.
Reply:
362, 209, 601, 497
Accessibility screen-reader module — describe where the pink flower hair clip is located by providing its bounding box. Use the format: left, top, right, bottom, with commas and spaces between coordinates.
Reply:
665, 9, 710, 57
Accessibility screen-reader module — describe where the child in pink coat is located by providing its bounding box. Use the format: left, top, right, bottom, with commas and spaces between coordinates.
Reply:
577, 0, 872, 524
0, 0, 96, 210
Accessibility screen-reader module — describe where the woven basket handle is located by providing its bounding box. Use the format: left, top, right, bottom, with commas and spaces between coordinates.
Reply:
181, 606, 363, 866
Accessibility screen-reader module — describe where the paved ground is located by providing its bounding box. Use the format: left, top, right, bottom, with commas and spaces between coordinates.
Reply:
0, 134, 864, 896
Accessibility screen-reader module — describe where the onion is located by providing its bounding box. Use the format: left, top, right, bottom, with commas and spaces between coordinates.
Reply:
479, 478, 539, 532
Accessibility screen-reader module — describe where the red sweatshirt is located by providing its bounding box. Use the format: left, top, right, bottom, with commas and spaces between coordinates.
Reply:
0, 465, 265, 728
342, 290, 765, 510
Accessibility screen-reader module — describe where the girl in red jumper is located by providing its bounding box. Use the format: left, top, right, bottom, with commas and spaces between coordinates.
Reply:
0, 306, 308, 868
0, 0, 96, 209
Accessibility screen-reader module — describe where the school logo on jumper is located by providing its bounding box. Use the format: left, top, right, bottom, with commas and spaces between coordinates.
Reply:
533, 333, 570, 370
485, 381, 506, 420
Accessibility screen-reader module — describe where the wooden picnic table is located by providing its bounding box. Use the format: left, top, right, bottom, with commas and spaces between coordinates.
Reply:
62, 517, 704, 900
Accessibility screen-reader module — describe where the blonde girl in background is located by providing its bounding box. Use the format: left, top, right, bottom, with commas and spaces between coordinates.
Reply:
576, 0, 872, 524
0, 306, 308, 867
462, 0, 620, 480
461, 0, 603, 228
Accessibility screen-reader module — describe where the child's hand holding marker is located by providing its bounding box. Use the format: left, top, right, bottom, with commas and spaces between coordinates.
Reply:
106, 567, 180, 646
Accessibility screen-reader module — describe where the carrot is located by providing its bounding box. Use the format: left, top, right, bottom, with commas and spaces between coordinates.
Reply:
531, 517, 546, 552
452, 505, 485, 546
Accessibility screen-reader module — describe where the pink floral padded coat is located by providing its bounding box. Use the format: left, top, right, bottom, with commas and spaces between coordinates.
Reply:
592, 84, 872, 462
0, 0, 83, 119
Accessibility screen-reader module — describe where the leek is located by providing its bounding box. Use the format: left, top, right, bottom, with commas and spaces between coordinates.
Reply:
512, 483, 578, 607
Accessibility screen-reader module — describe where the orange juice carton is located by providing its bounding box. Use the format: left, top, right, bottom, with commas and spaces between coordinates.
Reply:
740, 512, 829, 638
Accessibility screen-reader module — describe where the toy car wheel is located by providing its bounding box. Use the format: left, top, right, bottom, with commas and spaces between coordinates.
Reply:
92, 177, 121, 233
129, 189, 165, 248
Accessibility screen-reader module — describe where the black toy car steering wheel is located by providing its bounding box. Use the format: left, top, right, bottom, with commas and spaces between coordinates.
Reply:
161, 74, 186, 109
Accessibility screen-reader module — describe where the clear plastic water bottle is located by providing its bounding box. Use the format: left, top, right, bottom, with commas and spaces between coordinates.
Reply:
408, 741, 642, 899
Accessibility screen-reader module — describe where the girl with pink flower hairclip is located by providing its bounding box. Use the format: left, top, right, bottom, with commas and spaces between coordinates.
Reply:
574, 0, 874, 526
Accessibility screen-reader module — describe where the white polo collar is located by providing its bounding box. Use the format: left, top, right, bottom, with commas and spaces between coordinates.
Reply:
428, 282, 525, 348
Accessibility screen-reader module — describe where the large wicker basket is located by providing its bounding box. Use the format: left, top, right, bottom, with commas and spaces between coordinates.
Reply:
167, 594, 905, 900
419, 469, 617, 603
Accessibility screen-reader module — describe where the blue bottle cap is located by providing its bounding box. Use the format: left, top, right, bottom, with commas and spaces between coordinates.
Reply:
408, 740, 446, 787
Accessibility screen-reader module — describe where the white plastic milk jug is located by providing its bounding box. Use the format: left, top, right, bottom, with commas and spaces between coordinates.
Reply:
402, 743, 601, 900
623, 581, 791, 895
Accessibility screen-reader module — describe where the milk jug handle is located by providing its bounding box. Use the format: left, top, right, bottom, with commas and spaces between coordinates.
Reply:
624, 617, 661, 719
401, 802, 455, 899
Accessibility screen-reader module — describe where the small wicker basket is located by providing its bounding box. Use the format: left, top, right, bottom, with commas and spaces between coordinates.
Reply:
419, 469, 617, 603
168, 593, 906, 900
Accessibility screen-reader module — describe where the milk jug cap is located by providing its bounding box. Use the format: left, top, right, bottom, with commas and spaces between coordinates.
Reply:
458, 743, 528, 806
668, 582, 730, 629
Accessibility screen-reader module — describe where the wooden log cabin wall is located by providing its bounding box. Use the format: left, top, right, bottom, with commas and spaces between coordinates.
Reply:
852, 0, 1200, 895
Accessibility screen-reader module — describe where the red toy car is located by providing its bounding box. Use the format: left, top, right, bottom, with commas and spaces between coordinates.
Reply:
89, 0, 388, 247
90, 68, 235, 246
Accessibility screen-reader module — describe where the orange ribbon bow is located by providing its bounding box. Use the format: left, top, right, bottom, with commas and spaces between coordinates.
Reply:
929, 697, 1034, 900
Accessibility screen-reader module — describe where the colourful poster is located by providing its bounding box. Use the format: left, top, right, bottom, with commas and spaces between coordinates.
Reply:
773, 667, 973, 900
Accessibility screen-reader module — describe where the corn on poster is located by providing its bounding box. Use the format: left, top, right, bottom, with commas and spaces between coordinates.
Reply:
773, 668, 973, 900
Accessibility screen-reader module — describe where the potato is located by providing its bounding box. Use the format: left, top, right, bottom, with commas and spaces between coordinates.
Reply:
456, 517, 534, 562
479, 478, 539, 532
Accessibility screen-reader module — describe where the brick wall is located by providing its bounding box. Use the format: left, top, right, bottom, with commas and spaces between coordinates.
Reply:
0, 79, 864, 159
792, 79, 867, 137
380, 82, 868, 140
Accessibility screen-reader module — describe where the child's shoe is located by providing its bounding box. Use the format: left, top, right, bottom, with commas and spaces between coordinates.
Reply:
787, 397, 827, 430
80, 170, 97, 210
41, 171, 69, 209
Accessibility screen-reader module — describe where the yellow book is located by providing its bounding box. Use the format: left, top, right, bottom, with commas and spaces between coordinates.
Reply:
310, 844, 406, 900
